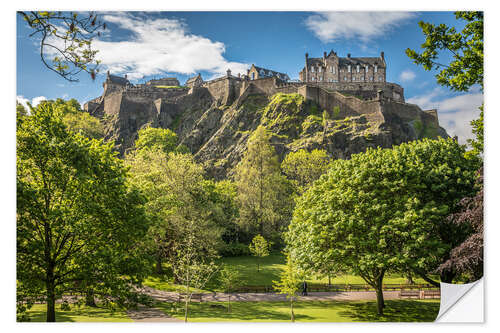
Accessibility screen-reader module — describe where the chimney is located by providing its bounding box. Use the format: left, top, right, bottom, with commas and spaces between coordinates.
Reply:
347, 53, 351, 58
380, 51, 385, 60
247, 69, 250, 76
323, 51, 327, 58
238, 73, 241, 78
226, 69, 232, 77
124, 74, 127, 79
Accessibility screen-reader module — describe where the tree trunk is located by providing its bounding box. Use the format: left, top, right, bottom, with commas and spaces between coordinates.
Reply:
290, 297, 295, 322
156, 255, 163, 275
184, 295, 189, 323
227, 293, 231, 313
374, 271, 385, 316
46, 273, 56, 322
85, 288, 97, 307
440, 270, 456, 284
328, 275, 331, 287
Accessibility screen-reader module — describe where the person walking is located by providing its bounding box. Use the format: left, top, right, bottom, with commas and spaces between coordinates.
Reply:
302, 281, 308, 296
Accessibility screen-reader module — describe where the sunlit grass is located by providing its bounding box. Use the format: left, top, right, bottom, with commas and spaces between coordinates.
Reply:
157, 299, 440, 322
23, 303, 132, 322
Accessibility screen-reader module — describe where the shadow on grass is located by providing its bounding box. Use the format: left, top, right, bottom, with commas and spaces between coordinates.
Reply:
338, 300, 440, 322
25, 304, 131, 322
157, 301, 315, 322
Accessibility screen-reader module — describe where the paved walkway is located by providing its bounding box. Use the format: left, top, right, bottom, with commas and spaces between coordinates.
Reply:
127, 305, 183, 322
137, 285, 401, 303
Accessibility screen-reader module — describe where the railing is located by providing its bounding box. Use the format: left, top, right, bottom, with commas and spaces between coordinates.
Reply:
232, 283, 439, 293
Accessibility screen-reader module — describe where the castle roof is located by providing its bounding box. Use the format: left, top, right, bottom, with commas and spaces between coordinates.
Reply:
107, 74, 129, 85
306, 56, 384, 68
186, 74, 202, 84
253, 65, 290, 81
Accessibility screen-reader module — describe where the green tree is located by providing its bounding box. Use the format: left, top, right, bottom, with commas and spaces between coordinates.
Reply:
407, 11, 483, 156
406, 11, 483, 92
218, 265, 244, 312
273, 253, 300, 322
249, 235, 270, 272
281, 149, 331, 194
235, 126, 293, 239
134, 127, 180, 154
286, 138, 478, 315
18, 11, 105, 81
17, 103, 150, 322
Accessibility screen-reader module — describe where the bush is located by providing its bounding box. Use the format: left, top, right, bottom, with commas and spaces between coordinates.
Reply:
219, 242, 251, 257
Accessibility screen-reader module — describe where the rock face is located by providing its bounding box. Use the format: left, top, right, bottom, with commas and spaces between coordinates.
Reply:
84, 76, 448, 180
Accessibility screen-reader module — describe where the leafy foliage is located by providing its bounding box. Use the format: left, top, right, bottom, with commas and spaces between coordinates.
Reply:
134, 127, 182, 154
273, 253, 301, 322
249, 235, 270, 272
285, 138, 478, 315
218, 265, 244, 312
17, 103, 150, 322
235, 126, 294, 241
406, 11, 483, 92
438, 167, 483, 281
281, 149, 331, 194
18, 11, 105, 81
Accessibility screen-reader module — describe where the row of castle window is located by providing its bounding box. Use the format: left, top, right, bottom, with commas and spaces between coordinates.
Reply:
310, 64, 379, 73
310, 76, 384, 82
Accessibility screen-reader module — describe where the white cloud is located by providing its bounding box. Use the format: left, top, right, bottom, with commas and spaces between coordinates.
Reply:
16, 95, 47, 110
407, 88, 483, 144
399, 69, 416, 82
89, 13, 250, 80
305, 12, 416, 43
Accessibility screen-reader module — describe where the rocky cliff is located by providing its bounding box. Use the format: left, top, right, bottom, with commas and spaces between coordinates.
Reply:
90, 83, 448, 180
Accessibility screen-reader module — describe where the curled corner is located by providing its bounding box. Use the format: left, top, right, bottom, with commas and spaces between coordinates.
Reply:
435, 278, 484, 322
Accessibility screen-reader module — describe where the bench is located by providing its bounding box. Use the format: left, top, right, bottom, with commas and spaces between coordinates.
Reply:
422, 290, 441, 299
399, 290, 420, 298
177, 293, 205, 303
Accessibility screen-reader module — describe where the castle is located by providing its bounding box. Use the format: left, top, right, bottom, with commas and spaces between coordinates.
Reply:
84, 51, 440, 154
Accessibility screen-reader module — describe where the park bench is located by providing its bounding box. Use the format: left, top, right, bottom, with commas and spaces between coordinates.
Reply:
399, 290, 420, 299
177, 293, 205, 303
422, 290, 441, 299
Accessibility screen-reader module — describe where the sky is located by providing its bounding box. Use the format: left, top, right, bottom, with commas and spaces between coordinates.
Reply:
16, 11, 483, 144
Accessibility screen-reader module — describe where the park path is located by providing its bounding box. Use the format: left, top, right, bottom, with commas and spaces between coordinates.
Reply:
128, 286, 404, 321
126, 305, 183, 322
137, 285, 402, 303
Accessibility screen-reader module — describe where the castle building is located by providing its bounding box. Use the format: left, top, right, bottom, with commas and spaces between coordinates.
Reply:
247, 64, 290, 81
145, 77, 180, 86
185, 73, 203, 88
299, 50, 386, 84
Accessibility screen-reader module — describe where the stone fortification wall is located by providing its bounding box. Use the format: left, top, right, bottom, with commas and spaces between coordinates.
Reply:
298, 85, 384, 124
381, 99, 439, 128
303, 81, 404, 102
203, 76, 243, 105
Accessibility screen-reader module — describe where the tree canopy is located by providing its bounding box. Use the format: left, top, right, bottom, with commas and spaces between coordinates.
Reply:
285, 138, 478, 315
406, 11, 483, 92
17, 102, 150, 322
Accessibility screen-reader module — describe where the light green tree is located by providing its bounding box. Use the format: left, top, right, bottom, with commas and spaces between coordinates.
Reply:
235, 125, 293, 239
218, 265, 244, 312
134, 127, 180, 154
281, 149, 331, 194
273, 253, 300, 322
17, 103, 150, 322
286, 138, 478, 315
249, 235, 270, 272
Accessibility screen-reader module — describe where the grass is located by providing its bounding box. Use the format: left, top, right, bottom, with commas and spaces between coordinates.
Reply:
143, 276, 210, 294
23, 303, 132, 322
157, 299, 440, 322
154, 85, 186, 89
219, 253, 429, 286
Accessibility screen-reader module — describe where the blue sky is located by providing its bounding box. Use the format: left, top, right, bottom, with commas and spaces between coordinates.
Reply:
16, 11, 483, 143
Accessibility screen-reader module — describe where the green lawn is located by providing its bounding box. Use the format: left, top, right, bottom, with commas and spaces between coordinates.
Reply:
157, 299, 440, 322
218, 253, 429, 286
23, 304, 133, 322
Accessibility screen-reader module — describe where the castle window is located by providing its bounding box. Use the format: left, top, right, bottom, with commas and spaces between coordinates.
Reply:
330, 66, 334, 73
348, 65, 351, 72
318, 67, 322, 73
310, 67, 314, 72
251, 72, 255, 80
369, 77, 373, 82
365, 65, 369, 72
356, 65, 360, 73
319, 77, 322, 82
374, 65, 378, 73
343, 76, 347, 81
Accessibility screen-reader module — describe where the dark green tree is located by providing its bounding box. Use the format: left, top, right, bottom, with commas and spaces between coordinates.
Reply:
17, 103, 150, 322
286, 138, 478, 315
